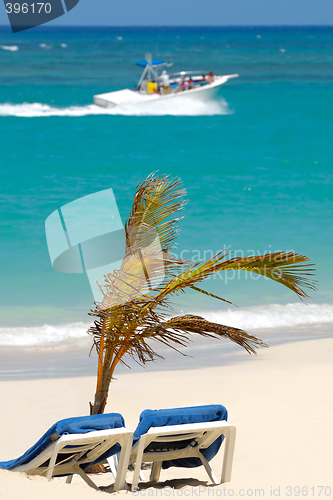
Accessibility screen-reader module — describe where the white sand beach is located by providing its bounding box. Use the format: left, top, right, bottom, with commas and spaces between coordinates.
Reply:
0, 336, 332, 499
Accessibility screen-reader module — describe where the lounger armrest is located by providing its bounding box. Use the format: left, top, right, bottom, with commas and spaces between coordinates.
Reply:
143, 421, 234, 442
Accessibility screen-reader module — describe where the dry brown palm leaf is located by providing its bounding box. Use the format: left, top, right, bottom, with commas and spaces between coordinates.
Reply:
139, 314, 268, 355
96, 174, 190, 310
125, 173, 187, 253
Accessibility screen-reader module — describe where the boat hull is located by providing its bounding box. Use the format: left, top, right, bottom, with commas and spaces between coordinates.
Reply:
93, 74, 238, 108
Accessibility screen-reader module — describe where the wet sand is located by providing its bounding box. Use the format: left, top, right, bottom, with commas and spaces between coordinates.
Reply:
0, 323, 332, 380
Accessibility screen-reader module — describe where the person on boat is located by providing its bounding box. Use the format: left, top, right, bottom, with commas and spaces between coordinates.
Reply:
201, 74, 207, 85
147, 81, 158, 94
159, 70, 170, 95
177, 76, 187, 92
208, 71, 215, 84
188, 77, 194, 90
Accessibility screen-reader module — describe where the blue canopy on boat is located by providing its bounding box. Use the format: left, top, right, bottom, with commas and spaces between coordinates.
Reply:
136, 59, 165, 67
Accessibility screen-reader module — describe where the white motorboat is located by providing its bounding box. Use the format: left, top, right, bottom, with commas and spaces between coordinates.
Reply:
93, 56, 238, 108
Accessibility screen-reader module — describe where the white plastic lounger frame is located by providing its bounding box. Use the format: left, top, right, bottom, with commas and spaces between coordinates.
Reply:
13, 427, 133, 491
130, 421, 236, 491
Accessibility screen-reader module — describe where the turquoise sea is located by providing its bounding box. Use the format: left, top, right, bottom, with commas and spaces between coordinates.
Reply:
0, 26, 333, 349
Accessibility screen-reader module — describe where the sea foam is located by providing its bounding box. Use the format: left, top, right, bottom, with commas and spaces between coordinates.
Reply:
198, 302, 333, 331
0, 98, 230, 117
0, 303, 332, 348
0, 322, 92, 348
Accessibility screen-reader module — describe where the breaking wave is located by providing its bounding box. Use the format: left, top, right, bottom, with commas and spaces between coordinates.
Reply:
198, 302, 333, 331
0, 322, 92, 348
0, 98, 230, 117
0, 303, 332, 348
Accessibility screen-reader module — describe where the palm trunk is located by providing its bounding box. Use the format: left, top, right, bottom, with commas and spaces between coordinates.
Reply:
89, 323, 109, 415
89, 323, 133, 415
89, 387, 108, 415
89, 357, 114, 414
87, 355, 112, 473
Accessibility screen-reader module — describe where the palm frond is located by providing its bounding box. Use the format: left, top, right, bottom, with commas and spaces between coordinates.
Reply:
156, 251, 316, 302
139, 314, 267, 355
190, 285, 237, 306
125, 173, 187, 253
96, 174, 189, 310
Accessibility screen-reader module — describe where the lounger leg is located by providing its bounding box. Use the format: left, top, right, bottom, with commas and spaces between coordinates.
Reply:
114, 435, 133, 491
221, 426, 236, 483
66, 475, 73, 484
107, 454, 119, 480
131, 436, 147, 491
46, 443, 61, 480
200, 453, 218, 485
73, 465, 99, 490
139, 470, 146, 481
150, 461, 162, 483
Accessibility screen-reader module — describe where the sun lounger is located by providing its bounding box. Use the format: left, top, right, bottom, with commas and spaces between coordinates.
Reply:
0, 413, 133, 491
128, 405, 236, 490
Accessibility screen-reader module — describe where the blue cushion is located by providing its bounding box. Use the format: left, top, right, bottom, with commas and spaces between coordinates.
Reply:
0, 413, 125, 471
133, 405, 227, 469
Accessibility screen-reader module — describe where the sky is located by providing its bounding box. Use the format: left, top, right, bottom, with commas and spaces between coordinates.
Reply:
0, 0, 332, 28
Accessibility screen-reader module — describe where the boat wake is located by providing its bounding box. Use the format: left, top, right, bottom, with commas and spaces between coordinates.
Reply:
0, 98, 231, 117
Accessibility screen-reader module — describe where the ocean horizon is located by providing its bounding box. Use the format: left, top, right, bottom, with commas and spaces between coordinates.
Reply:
1, 25, 333, 28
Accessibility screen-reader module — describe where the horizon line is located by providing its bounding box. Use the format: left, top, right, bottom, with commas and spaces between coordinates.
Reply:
0, 24, 333, 29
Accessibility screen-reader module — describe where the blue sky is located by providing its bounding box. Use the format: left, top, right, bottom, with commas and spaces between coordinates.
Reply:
0, 0, 332, 27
